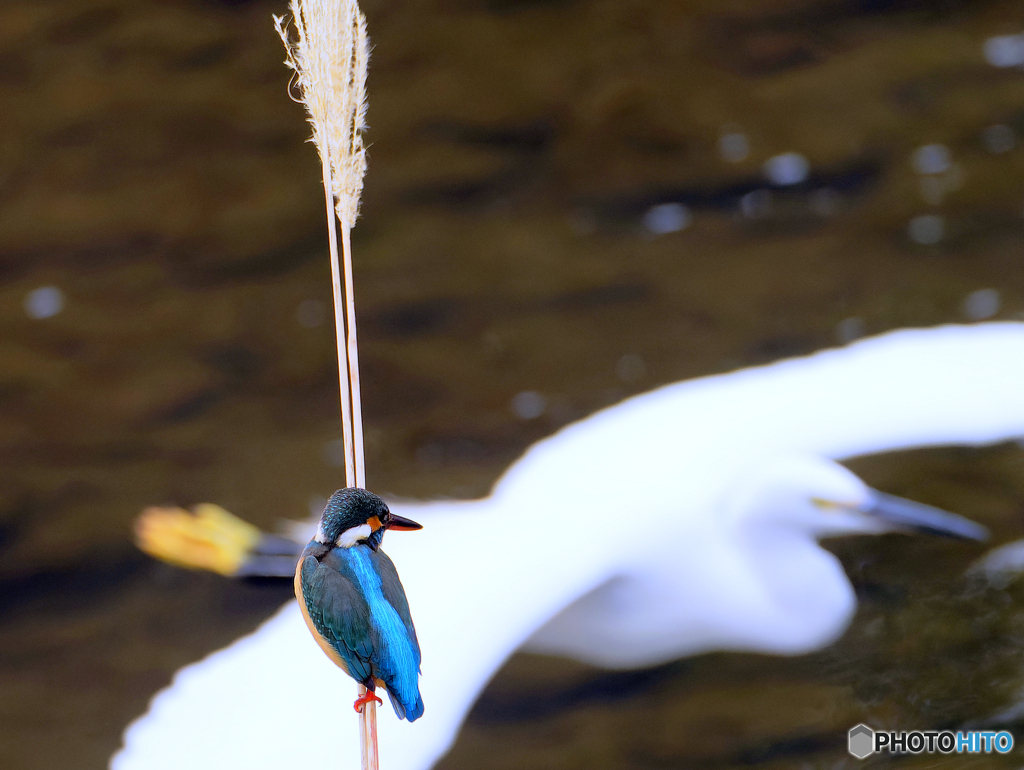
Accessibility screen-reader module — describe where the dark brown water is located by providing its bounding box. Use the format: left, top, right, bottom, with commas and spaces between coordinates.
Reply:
3, 0, 1024, 768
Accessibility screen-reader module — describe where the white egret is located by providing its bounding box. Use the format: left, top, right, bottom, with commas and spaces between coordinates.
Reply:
113, 322, 1024, 770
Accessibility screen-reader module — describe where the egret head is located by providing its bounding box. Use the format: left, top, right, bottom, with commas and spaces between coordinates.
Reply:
732, 455, 988, 542
314, 487, 422, 551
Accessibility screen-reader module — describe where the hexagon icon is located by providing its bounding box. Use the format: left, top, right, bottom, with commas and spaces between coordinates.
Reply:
848, 724, 875, 759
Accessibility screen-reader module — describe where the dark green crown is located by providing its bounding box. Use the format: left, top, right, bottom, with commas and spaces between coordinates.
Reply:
317, 487, 390, 543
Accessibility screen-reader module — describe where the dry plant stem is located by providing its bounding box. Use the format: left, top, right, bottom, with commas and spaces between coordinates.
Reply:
358, 686, 379, 769
323, 144, 372, 769
341, 223, 365, 488
323, 171, 357, 487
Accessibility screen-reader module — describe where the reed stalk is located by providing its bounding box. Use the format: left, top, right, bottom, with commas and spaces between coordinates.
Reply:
274, 0, 375, 765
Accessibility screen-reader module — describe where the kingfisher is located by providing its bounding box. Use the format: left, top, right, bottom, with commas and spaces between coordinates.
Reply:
294, 487, 425, 721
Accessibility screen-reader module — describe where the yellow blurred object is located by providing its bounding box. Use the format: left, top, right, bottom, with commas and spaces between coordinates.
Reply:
134, 504, 263, 576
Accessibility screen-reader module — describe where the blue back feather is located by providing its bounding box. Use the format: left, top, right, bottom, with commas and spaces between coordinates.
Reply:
340, 548, 423, 720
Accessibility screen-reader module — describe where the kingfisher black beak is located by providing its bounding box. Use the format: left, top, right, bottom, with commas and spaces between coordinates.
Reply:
863, 490, 989, 541
386, 513, 423, 532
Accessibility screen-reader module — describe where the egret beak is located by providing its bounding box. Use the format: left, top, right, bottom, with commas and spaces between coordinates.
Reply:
862, 490, 989, 541
386, 513, 423, 532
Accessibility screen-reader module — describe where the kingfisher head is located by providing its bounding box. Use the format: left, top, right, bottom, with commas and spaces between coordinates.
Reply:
314, 487, 422, 551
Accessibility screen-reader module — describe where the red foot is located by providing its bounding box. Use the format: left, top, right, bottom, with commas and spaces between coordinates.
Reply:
353, 690, 383, 713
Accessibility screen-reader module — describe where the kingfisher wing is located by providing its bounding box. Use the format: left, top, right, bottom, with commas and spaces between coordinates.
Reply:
298, 555, 374, 683
372, 549, 421, 662
370, 548, 424, 720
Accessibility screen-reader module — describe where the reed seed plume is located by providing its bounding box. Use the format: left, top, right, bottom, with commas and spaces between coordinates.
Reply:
274, 0, 369, 229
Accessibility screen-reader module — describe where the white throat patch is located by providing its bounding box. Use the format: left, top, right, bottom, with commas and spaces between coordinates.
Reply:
335, 523, 372, 548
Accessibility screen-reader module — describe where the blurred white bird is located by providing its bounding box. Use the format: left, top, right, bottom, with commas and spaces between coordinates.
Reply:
113, 323, 1024, 770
